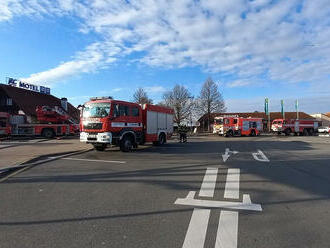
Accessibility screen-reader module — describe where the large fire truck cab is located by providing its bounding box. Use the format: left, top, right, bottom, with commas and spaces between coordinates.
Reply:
223, 117, 263, 137
213, 117, 224, 135
271, 118, 318, 136
80, 97, 174, 152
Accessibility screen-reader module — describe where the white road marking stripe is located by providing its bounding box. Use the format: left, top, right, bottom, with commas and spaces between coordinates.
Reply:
224, 168, 240, 199
182, 208, 210, 248
0, 145, 11, 148
49, 157, 126, 164
199, 167, 218, 197
215, 211, 238, 248
175, 191, 262, 212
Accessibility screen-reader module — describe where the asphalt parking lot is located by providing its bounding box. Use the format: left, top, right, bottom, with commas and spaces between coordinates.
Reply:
0, 135, 330, 248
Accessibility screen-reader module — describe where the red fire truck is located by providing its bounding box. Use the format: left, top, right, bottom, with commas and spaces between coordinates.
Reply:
80, 97, 174, 151
223, 117, 263, 137
0, 106, 79, 138
271, 119, 319, 136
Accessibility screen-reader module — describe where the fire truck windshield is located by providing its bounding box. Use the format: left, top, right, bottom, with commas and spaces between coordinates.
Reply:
215, 119, 223, 124
83, 103, 111, 118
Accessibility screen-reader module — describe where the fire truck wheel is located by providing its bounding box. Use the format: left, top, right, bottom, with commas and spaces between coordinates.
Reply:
159, 133, 166, 145
284, 129, 291, 136
226, 130, 233, 137
94, 144, 106, 151
42, 128, 55, 139
250, 129, 256, 136
120, 136, 133, 152
303, 129, 308, 136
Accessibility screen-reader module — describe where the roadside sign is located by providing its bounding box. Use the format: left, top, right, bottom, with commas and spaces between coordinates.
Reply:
281, 100, 285, 119
264, 98, 269, 115
295, 99, 299, 119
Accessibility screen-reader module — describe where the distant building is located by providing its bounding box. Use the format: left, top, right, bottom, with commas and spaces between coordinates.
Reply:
198, 112, 315, 132
0, 84, 79, 123
310, 113, 330, 126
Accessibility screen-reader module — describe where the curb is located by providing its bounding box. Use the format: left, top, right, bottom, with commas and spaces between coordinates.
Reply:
0, 148, 93, 182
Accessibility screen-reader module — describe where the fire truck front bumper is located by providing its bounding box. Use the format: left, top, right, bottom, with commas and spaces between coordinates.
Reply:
80, 132, 112, 144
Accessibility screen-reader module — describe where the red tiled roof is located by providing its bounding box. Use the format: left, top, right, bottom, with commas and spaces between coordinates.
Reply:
198, 112, 315, 122
325, 112, 330, 118
0, 84, 79, 122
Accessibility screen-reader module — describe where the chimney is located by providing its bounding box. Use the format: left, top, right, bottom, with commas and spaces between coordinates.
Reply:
61, 97, 68, 112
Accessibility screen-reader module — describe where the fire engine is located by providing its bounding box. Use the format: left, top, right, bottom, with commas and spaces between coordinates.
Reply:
223, 117, 263, 137
213, 116, 224, 135
79, 97, 174, 152
271, 119, 319, 136
0, 106, 79, 138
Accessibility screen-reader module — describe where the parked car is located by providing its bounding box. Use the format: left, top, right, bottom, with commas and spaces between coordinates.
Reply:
318, 126, 330, 134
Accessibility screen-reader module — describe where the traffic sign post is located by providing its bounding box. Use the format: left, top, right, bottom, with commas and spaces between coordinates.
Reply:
281, 100, 285, 119
265, 98, 270, 132
295, 99, 299, 120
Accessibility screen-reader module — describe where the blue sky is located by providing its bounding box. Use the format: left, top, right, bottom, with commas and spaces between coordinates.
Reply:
1, 0, 330, 113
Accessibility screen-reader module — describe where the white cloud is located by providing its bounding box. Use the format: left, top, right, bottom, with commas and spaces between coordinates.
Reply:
20, 42, 119, 85
144, 86, 166, 93
2, 0, 330, 88
227, 80, 251, 88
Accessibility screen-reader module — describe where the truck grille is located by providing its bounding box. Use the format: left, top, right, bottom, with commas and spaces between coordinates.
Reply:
83, 122, 103, 130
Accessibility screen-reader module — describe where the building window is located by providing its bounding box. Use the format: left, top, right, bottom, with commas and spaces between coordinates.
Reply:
6, 98, 12, 106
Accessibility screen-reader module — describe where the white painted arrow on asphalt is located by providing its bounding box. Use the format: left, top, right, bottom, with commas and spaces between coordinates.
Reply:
222, 148, 239, 162
252, 149, 270, 162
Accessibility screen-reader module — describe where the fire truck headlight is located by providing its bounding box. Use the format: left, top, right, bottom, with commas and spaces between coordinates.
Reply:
80, 132, 88, 142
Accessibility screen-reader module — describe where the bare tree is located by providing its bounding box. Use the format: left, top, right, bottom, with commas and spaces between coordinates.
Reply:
197, 78, 226, 131
163, 84, 193, 125
133, 88, 153, 104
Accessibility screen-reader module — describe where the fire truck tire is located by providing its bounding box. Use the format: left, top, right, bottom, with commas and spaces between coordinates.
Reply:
308, 129, 314, 136
303, 129, 308, 136
94, 144, 106, 151
120, 136, 133, 152
226, 130, 233, 137
249, 129, 256, 136
159, 133, 166, 145
42, 128, 55, 139
284, 129, 291, 136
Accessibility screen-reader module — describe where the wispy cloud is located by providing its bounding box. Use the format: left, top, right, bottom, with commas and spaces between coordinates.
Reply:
20, 42, 119, 85
144, 86, 166, 94
2, 0, 330, 88
227, 80, 251, 88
